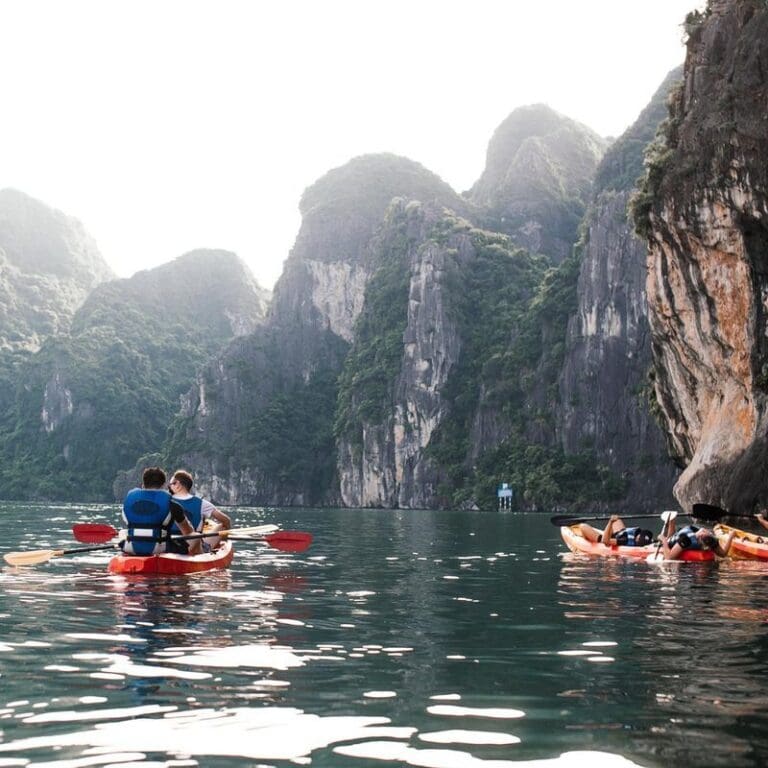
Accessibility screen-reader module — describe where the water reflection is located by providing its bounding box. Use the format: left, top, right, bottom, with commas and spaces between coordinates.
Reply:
556, 552, 768, 766
4, 506, 768, 766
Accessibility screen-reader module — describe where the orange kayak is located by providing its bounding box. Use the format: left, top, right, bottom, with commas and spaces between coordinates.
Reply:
108, 540, 234, 575
714, 523, 768, 560
560, 525, 715, 562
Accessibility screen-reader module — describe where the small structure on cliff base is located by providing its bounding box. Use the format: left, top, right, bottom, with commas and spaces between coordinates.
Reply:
497, 483, 514, 510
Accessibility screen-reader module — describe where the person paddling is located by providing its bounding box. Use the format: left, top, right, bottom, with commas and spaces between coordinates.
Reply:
579, 514, 654, 547
121, 466, 201, 556
657, 518, 734, 561
169, 469, 231, 550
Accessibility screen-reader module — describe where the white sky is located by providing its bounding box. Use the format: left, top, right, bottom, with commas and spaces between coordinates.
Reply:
0, 0, 703, 290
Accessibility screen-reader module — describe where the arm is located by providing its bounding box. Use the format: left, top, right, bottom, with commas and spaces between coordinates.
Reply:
170, 501, 202, 555
756, 513, 768, 532
658, 534, 684, 561
715, 530, 735, 558
601, 515, 621, 544
210, 507, 231, 530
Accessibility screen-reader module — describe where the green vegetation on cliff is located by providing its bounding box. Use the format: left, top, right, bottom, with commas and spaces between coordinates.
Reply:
334, 212, 412, 446
427, 237, 625, 510
333, 201, 627, 511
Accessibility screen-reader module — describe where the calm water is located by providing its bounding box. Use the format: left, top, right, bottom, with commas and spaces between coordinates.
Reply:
1, 503, 768, 767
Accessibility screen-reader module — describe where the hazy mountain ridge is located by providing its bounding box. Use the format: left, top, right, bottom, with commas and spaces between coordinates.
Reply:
0, 249, 269, 500
0, 188, 114, 352
163, 102, 658, 510
0, 38, 734, 511
468, 104, 607, 263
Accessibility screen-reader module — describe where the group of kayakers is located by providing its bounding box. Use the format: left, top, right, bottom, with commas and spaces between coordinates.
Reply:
121, 466, 231, 556
579, 514, 736, 560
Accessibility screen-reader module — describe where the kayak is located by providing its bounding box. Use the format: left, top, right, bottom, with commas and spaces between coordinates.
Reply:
714, 523, 768, 560
108, 540, 234, 576
560, 525, 715, 562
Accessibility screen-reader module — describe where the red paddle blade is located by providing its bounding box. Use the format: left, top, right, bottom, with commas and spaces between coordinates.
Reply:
264, 531, 313, 552
72, 523, 119, 543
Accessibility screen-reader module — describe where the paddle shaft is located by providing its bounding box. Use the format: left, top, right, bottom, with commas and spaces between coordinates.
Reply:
550, 513, 685, 527
72, 523, 279, 543
6, 525, 311, 566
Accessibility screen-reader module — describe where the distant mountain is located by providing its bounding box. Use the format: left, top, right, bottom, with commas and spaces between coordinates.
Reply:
165, 154, 470, 504
468, 104, 607, 262
0, 249, 270, 501
164, 138, 625, 511
0, 188, 114, 352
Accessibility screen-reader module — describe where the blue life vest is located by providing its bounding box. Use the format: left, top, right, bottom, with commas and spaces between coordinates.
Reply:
121, 488, 173, 555
669, 525, 702, 550
170, 496, 204, 535
615, 526, 652, 546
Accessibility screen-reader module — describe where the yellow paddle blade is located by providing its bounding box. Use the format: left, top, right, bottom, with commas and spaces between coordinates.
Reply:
4, 549, 63, 566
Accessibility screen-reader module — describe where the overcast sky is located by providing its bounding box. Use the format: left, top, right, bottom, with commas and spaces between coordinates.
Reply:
0, 1, 703, 290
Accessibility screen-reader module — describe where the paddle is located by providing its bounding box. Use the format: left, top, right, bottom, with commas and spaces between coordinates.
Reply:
648, 509, 677, 562
71, 523, 122, 543
178, 528, 313, 552
72, 522, 280, 544
550, 512, 685, 527
691, 503, 729, 522
71, 522, 311, 551
5, 525, 312, 567
5, 542, 119, 567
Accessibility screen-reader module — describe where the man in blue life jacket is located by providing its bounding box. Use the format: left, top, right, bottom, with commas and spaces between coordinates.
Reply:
121, 466, 200, 555
658, 518, 734, 560
169, 469, 231, 550
580, 514, 654, 547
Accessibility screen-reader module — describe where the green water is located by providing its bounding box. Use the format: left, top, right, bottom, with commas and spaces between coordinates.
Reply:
1, 503, 768, 767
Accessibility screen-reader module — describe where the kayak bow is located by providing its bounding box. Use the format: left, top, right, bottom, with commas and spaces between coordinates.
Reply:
714, 523, 768, 560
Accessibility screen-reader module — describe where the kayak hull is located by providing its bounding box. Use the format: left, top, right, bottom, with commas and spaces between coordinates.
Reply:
108, 540, 234, 575
715, 523, 768, 560
560, 525, 715, 562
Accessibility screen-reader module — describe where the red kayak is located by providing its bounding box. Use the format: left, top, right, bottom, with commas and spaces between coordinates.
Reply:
108, 540, 234, 575
560, 525, 715, 562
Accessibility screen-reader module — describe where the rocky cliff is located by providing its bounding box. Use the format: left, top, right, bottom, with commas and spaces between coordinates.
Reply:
335, 201, 467, 508
165, 155, 469, 504
558, 69, 684, 511
637, 0, 768, 514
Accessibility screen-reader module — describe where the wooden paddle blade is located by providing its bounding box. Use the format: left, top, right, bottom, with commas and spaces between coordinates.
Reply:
692, 503, 728, 522
72, 523, 119, 543
4, 541, 118, 566
264, 531, 313, 552
218, 524, 280, 538
4, 549, 59, 566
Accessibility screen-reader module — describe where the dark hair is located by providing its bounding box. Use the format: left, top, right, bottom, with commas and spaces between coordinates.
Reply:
637, 529, 654, 546
142, 466, 167, 489
172, 469, 194, 492
702, 534, 718, 550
